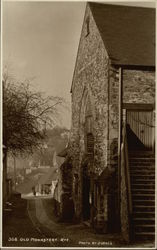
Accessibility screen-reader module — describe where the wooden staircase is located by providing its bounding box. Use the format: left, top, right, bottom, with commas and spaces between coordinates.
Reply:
129, 151, 155, 242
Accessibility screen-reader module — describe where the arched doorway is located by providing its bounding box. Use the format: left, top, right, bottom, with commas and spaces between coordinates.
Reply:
82, 131, 94, 221
82, 163, 91, 220
80, 93, 95, 222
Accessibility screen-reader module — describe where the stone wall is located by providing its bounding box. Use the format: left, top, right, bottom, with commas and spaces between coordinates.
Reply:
54, 157, 74, 221
69, 4, 110, 219
107, 66, 120, 230
108, 66, 119, 171
123, 69, 155, 104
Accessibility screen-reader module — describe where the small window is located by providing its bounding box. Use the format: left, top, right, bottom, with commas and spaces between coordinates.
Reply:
85, 115, 92, 134
85, 16, 90, 37
86, 133, 94, 156
74, 174, 79, 196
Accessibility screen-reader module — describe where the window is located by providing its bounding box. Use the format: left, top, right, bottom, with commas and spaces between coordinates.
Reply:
86, 133, 94, 156
85, 16, 90, 37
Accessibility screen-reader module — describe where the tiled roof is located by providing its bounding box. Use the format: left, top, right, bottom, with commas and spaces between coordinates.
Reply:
89, 2, 155, 67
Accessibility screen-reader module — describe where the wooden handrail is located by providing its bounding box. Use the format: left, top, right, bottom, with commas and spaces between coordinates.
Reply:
120, 121, 133, 242
122, 123, 132, 215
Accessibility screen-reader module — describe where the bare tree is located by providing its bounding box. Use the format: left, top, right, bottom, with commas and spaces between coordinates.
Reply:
3, 74, 65, 156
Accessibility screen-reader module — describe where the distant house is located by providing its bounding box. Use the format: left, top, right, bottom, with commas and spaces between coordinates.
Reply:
25, 167, 32, 175
17, 166, 58, 196
37, 167, 58, 195
68, 2, 155, 243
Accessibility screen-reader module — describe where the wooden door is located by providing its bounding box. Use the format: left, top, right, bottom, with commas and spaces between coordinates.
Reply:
127, 110, 155, 150
82, 170, 90, 220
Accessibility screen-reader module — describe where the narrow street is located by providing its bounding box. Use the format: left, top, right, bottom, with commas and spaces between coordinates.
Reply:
3, 193, 54, 247
3, 193, 124, 248
27, 198, 115, 247
3, 193, 154, 248
28, 198, 155, 248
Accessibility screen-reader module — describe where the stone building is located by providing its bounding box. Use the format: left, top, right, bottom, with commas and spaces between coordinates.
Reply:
54, 148, 74, 221
68, 3, 155, 242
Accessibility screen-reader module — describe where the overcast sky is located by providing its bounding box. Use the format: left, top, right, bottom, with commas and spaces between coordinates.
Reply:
3, 1, 155, 129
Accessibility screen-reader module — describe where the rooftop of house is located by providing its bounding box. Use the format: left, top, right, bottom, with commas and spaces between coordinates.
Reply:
57, 147, 68, 157
16, 167, 58, 194
89, 2, 155, 67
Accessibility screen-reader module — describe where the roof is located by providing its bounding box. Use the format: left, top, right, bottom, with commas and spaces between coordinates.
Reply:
26, 167, 50, 178
17, 168, 58, 194
89, 3, 155, 67
57, 147, 68, 157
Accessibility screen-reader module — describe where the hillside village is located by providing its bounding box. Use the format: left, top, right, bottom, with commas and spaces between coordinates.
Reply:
6, 126, 69, 196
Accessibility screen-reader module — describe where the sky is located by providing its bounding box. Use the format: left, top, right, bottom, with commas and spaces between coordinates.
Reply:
2, 0, 156, 129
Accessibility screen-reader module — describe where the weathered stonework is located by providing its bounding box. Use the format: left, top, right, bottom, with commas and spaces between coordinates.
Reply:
69, 2, 155, 235
54, 157, 74, 221
70, 4, 109, 174
108, 66, 119, 172
123, 69, 155, 104
69, 4, 110, 221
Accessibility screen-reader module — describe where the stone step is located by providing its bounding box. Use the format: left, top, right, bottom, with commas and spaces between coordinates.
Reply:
132, 189, 155, 194
130, 170, 155, 175
129, 163, 155, 167
134, 224, 155, 233
130, 165, 155, 169
131, 179, 155, 185
131, 183, 155, 189
129, 154, 154, 158
133, 205, 155, 212
128, 151, 155, 242
132, 193, 155, 198
129, 151, 154, 156
133, 217, 155, 224
130, 154, 155, 157
131, 172, 155, 176
131, 157, 155, 160
133, 211, 155, 218
133, 199, 155, 206
130, 171, 155, 177
131, 175, 155, 180
131, 179, 155, 184
132, 192, 155, 197
130, 162, 155, 166
129, 165, 155, 171
129, 156, 154, 161
134, 231, 155, 241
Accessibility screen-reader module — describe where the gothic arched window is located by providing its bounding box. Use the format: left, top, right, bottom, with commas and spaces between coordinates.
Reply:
85, 98, 94, 157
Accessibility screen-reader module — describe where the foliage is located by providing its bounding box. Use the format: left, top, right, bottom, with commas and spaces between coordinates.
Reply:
7, 126, 69, 171
3, 73, 65, 155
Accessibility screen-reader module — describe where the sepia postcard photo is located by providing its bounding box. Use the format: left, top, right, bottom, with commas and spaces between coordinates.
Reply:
1, 0, 156, 249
